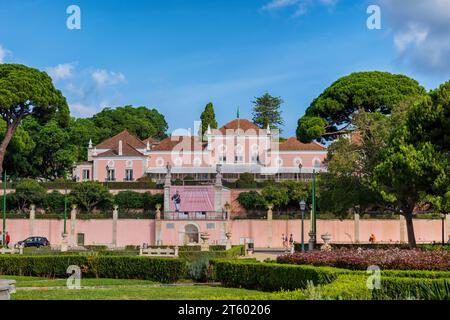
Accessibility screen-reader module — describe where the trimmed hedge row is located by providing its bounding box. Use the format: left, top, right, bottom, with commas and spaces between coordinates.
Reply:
0, 255, 185, 283
212, 260, 348, 292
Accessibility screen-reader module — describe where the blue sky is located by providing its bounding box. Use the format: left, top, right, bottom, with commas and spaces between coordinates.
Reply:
1, 0, 449, 137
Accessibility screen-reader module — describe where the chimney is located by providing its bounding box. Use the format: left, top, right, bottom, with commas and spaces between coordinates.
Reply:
118, 140, 123, 156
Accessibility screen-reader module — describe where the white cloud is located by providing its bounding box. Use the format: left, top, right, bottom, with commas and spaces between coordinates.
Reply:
92, 69, 126, 87
0, 45, 11, 64
70, 102, 97, 118
378, 0, 450, 74
46, 63, 75, 81
262, 0, 337, 16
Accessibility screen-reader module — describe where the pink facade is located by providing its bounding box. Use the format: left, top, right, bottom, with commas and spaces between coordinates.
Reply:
5, 218, 448, 248
74, 119, 327, 184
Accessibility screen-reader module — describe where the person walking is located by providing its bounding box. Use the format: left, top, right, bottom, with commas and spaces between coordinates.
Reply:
281, 234, 286, 248
5, 232, 11, 247
289, 234, 294, 247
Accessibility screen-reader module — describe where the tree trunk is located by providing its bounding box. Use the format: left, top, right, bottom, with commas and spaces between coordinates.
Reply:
0, 123, 18, 178
404, 212, 417, 248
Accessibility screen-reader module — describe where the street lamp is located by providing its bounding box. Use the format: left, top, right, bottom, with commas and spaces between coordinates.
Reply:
441, 213, 446, 246
299, 200, 306, 252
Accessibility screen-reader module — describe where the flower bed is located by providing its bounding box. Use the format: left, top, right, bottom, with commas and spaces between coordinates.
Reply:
277, 249, 450, 271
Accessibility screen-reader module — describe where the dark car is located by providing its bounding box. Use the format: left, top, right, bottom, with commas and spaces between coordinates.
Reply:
17, 237, 50, 248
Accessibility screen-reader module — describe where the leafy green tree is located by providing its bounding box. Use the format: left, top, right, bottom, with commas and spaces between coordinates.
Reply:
0, 64, 69, 176
252, 93, 284, 131
14, 179, 47, 212
237, 191, 266, 211
115, 191, 144, 213
0, 120, 36, 179
236, 173, 257, 189
32, 120, 78, 180
279, 181, 309, 206
92, 105, 168, 141
261, 185, 289, 212
44, 191, 66, 214
297, 72, 426, 143
70, 181, 112, 213
199, 102, 218, 138
373, 129, 448, 247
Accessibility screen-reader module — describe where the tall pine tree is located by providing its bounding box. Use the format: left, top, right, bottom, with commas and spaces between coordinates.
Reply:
252, 93, 284, 131
200, 102, 218, 138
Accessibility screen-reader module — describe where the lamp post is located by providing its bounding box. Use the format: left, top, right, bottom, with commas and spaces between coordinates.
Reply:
298, 163, 303, 182
308, 169, 317, 250
299, 200, 306, 252
441, 213, 446, 246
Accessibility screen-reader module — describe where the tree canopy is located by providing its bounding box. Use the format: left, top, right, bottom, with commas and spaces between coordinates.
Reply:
92, 105, 168, 141
0, 64, 70, 176
252, 93, 284, 131
200, 102, 218, 137
297, 71, 426, 143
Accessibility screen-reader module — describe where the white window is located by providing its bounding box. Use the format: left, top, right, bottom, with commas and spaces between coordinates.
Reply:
251, 153, 260, 164
107, 169, 116, 182
125, 169, 134, 182
219, 154, 227, 163
82, 169, 90, 180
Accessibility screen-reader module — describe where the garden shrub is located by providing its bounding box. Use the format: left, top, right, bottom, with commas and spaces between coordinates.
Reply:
372, 277, 450, 300
278, 249, 450, 271
236, 173, 257, 189
213, 260, 347, 292
114, 191, 144, 212
0, 255, 185, 283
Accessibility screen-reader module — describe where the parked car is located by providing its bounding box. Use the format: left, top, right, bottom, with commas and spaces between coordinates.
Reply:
16, 237, 50, 248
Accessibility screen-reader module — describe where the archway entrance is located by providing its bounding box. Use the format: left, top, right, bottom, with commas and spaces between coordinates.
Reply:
184, 224, 199, 244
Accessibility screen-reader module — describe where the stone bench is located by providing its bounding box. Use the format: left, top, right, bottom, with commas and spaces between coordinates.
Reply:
0, 280, 16, 300
0, 247, 23, 255
139, 246, 179, 258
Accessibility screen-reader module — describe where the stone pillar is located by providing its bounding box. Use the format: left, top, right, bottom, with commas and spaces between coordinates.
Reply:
70, 205, 77, 247
112, 205, 119, 248
223, 204, 231, 246
155, 205, 162, 245
29, 205, 35, 237
445, 214, 449, 243
354, 212, 360, 244
164, 165, 172, 214
267, 205, 273, 248
214, 165, 223, 214
399, 215, 406, 244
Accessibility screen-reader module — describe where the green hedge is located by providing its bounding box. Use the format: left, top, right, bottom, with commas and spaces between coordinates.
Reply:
0, 255, 185, 283
372, 277, 450, 300
213, 260, 348, 292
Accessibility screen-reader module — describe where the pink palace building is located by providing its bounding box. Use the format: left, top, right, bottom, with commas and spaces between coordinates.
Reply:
73, 118, 327, 184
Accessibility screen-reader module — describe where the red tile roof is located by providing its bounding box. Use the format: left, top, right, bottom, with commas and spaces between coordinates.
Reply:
217, 119, 261, 134
278, 137, 326, 151
151, 136, 206, 151
95, 130, 146, 149
143, 137, 160, 145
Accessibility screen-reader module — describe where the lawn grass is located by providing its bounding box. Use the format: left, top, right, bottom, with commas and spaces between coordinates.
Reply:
12, 285, 269, 300
3, 275, 269, 300
0, 275, 160, 288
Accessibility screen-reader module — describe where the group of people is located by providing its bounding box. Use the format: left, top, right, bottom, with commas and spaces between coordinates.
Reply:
0, 231, 11, 247
282, 234, 294, 249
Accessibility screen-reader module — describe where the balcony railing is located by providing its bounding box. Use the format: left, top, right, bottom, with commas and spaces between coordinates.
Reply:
162, 211, 228, 221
